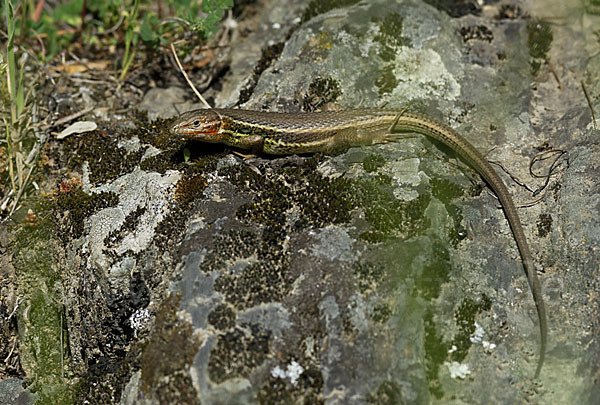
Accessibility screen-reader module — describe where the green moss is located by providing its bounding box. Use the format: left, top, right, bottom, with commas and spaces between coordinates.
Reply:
219, 155, 432, 244
205, 229, 291, 310
221, 157, 355, 231
359, 192, 430, 243
257, 378, 294, 404
371, 302, 392, 324
450, 295, 492, 362
301, 0, 360, 23
12, 199, 74, 404
423, 294, 491, 397
459, 25, 493, 43
430, 177, 463, 205
423, 308, 448, 399
431, 178, 465, 246
414, 241, 451, 300
586, 0, 600, 15
203, 229, 262, 271
372, 13, 410, 61
354, 261, 386, 295
527, 19, 553, 75
375, 64, 399, 97
150, 160, 221, 255
136, 114, 183, 152
362, 153, 385, 173
372, 172, 393, 185
62, 114, 183, 181
214, 261, 293, 310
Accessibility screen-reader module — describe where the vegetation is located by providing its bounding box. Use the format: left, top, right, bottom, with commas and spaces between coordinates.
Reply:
1, 0, 40, 220
0, 0, 233, 221
0, 1, 233, 402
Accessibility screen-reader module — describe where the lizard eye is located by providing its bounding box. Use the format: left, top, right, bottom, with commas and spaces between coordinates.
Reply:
192, 120, 201, 126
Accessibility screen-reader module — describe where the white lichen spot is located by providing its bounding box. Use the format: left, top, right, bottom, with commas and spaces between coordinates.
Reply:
444, 361, 471, 379
271, 366, 286, 379
129, 308, 150, 337
482, 341, 496, 350
270, 361, 304, 386
468, 322, 496, 350
470, 322, 485, 344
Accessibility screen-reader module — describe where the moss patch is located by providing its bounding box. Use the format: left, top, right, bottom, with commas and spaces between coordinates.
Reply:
301, 0, 361, 23
358, 190, 430, 243
208, 323, 271, 384
12, 199, 74, 404
460, 25, 494, 43
362, 153, 385, 173
422, 0, 481, 18
354, 261, 386, 296
174, 173, 208, 207
424, 307, 448, 399
537, 213, 552, 237
450, 295, 492, 362
431, 178, 465, 247
54, 188, 119, 242
424, 294, 492, 398
219, 156, 432, 244
61, 127, 143, 185
372, 13, 410, 62
527, 19, 553, 75
207, 303, 237, 330
375, 64, 399, 97
213, 259, 293, 310
141, 294, 201, 404
220, 158, 355, 231
257, 367, 324, 404
301, 76, 342, 111
414, 241, 451, 300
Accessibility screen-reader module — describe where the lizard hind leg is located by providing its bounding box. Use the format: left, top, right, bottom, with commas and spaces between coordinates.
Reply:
379, 105, 413, 143
382, 133, 418, 143
386, 105, 410, 133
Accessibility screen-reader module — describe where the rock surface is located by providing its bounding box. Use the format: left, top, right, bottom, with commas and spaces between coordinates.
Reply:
4, 0, 599, 404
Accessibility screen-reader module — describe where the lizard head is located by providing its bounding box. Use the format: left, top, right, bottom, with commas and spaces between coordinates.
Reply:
171, 109, 223, 142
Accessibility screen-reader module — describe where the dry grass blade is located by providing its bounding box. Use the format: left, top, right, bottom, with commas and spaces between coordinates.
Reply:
170, 42, 212, 108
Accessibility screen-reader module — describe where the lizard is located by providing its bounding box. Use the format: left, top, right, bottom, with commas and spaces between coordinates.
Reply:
171, 107, 547, 377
